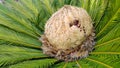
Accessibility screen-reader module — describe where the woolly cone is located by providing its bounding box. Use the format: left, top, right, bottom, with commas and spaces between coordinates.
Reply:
40, 5, 95, 61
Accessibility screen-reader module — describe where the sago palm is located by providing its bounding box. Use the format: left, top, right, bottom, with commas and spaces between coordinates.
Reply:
0, 0, 120, 68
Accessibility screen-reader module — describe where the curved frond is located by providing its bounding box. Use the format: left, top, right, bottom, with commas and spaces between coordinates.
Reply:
0, 44, 47, 67
9, 59, 57, 68
0, 25, 41, 48
96, 0, 120, 40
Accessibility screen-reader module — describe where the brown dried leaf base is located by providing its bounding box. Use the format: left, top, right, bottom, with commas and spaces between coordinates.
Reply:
40, 33, 95, 62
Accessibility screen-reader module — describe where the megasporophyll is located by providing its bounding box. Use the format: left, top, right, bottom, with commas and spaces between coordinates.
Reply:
40, 5, 95, 61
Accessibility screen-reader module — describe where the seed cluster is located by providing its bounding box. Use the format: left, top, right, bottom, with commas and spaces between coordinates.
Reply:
40, 5, 95, 61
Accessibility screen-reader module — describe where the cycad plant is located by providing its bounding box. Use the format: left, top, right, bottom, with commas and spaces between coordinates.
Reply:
0, 0, 120, 68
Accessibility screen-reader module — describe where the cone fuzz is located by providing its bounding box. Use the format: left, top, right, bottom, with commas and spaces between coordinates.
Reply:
40, 5, 95, 61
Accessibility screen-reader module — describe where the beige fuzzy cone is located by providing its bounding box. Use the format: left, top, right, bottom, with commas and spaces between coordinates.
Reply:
40, 5, 95, 61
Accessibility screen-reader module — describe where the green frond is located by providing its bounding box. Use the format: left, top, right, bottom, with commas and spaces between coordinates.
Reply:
0, 0, 44, 37
0, 44, 47, 67
85, 57, 113, 68
58, 62, 80, 68
83, 55, 120, 68
52, 60, 92, 68
9, 59, 57, 68
0, 3, 39, 38
52, 62, 67, 68
96, 0, 120, 40
77, 60, 92, 68
0, 25, 41, 48
96, 18, 120, 46
90, 0, 108, 24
